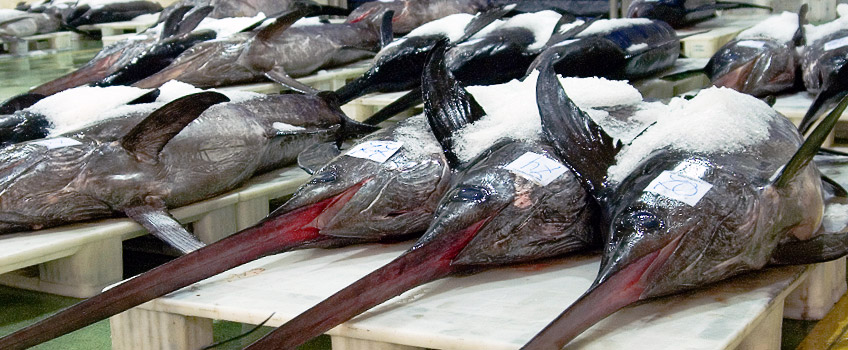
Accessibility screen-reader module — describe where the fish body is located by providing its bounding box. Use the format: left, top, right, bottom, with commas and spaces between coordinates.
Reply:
135, 21, 381, 89
447, 11, 563, 85
160, 0, 295, 20
801, 29, 848, 94
627, 0, 715, 28
64, 0, 162, 27
346, 0, 492, 34
706, 11, 803, 97
538, 19, 679, 80
0, 92, 352, 233
0, 10, 61, 39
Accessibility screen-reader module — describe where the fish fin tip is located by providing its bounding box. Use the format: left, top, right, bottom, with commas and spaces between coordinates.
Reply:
174, 5, 214, 37
362, 88, 423, 125
774, 95, 848, 188
378, 10, 394, 49
265, 70, 321, 95
792, 4, 809, 46
121, 91, 229, 163
422, 39, 486, 168
123, 197, 205, 254
455, 5, 511, 43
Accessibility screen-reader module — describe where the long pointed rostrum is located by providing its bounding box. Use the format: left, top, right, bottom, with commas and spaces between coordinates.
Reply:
242, 220, 488, 350
0, 184, 364, 350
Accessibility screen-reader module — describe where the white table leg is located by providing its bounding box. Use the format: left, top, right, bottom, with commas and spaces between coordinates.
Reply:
735, 299, 783, 350
111, 308, 213, 350
193, 206, 239, 244
785, 257, 847, 320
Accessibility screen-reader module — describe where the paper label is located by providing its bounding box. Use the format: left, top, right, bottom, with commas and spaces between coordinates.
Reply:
345, 141, 403, 163
505, 152, 568, 186
825, 36, 848, 51
644, 171, 713, 206
736, 40, 766, 49
31, 137, 82, 150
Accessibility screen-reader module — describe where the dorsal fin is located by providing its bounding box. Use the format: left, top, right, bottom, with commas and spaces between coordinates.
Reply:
455, 5, 512, 43
160, 5, 193, 39
174, 5, 214, 37
545, 15, 599, 46
422, 40, 486, 168
535, 51, 617, 194
378, 10, 394, 49
792, 4, 808, 47
121, 92, 230, 163
773, 95, 848, 188
255, 5, 314, 43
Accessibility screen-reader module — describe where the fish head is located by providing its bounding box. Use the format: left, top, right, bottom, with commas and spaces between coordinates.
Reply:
278, 117, 451, 240
0, 141, 112, 233
416, 141, 596, 267
707, 39, 796, 97
599, 152, 816, 301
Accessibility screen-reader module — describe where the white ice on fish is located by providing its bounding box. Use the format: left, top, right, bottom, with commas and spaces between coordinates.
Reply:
195, 13, 267, 38
272, 122, 306, 132
77, 0, 140, 10
404, 13, 475, 41
627, 42, 648, 53
738, 11, 798, 43
129, 12, 159, 23
292, 16, 327, 27
578, 18, 654, 38
822, 203, 848, 233
83, 102, 165, 126
457, 71, 642, 163
805, 9, 848, 45
606, 87, 777, 183
25, 85, 151, 136
392, 114, 441, 158
156, 80, 263, 103
498, 10, 563, 51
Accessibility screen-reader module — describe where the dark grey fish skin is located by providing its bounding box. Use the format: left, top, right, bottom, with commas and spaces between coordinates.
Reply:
0, 93, 351, 234
134, 21, 381, 89
626, 0, 770, 28
64, 1, 163, 27
532, 19, 679, 81
282, 115, 452, 240
706, 39, 797, 97
446, 22, 542, 85
424, 140, 597, 267
160, 0, 296, 20
522, 60, 835, 349
801, 29, 848, 95
346, 0, 492, 34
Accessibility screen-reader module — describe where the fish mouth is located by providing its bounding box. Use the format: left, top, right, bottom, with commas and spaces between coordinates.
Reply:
520, 236, 681, 349
711, 59, 757, 93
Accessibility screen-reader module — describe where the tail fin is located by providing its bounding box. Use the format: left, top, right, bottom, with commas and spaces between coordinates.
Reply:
316, 91, 380, 144
422, 39, 486, 168
535, 52, 617, 194
773, 95, 848, 188
455, 5, 512, 43
160, 5, 193, 39
173, 6, 214, 37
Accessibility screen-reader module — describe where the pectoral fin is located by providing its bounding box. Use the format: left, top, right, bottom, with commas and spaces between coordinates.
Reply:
297, 142, 341, 174
123, 197, 205, 254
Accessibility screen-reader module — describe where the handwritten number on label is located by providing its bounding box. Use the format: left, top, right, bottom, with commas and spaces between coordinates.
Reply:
644, 171, 713, 206
345, 141, 403, 163
651, 172, 699, 197
505, 152, 568, 186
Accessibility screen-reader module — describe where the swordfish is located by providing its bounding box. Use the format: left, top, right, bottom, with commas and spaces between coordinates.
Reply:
0, 89, 375, 253
520, 54, 848, 349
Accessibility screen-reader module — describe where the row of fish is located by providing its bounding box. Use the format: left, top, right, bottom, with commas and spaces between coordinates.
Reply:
2, 24, 848, 348
707, 4, 848, 133
1, 0, 163, 40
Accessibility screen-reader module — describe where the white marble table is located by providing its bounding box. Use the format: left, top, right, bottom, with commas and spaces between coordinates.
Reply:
111, 242, 811, 350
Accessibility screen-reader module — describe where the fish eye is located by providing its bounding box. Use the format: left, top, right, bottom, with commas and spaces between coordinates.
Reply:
310, 171, 337, 184
629, 210, 662, 231
451, 186, 489, 202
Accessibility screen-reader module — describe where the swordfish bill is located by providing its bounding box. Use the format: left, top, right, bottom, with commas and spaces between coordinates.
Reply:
0, 182, 368, 350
